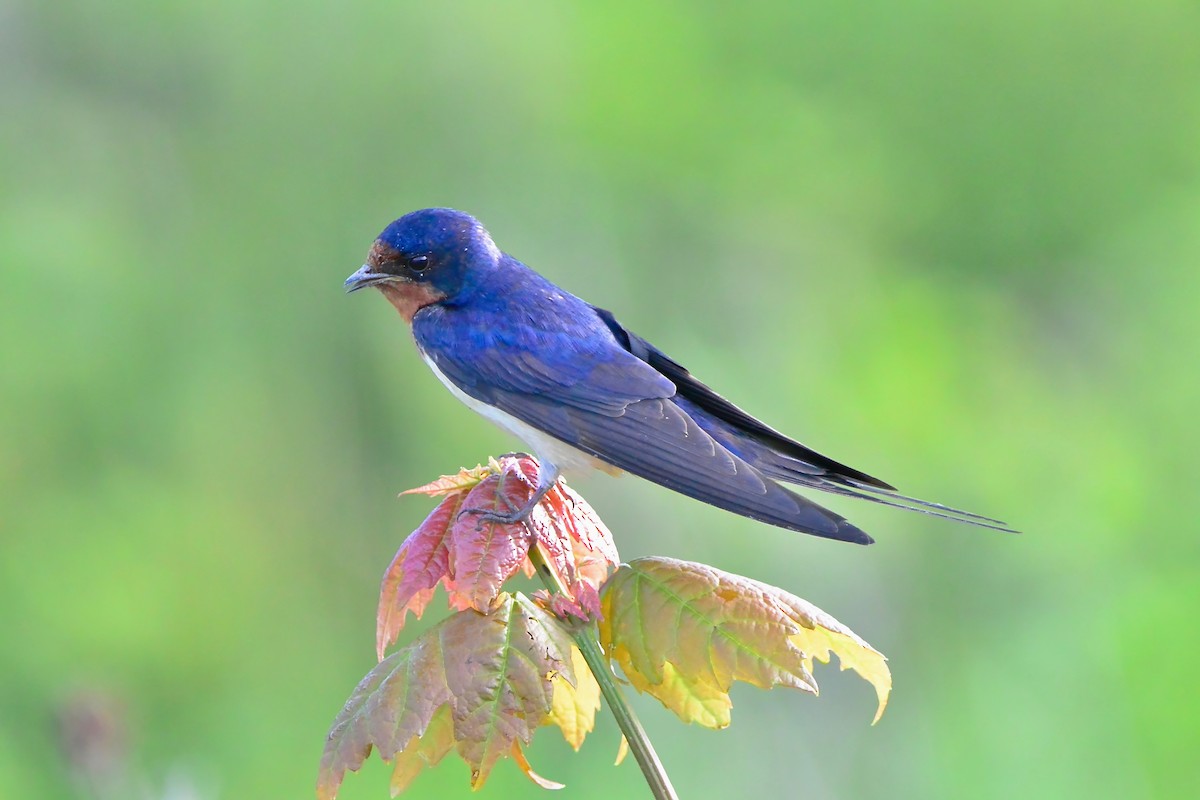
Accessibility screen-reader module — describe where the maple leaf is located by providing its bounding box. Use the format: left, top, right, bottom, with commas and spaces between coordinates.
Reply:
546, 645, 601, 751
532, 480, 619, 620
599, 557, 891, 728
445, 464, 543, 614
320, 592, 596, 799
387, 704, 456, 794
400, 462, 494, 496
376, 492, 463, 660
377, 456, 619, 659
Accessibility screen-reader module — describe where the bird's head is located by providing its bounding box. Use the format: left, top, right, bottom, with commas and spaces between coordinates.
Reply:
344, 208, 500, 320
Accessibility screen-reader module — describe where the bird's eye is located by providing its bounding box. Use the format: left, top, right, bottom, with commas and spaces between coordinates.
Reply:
409, 255, 430, 272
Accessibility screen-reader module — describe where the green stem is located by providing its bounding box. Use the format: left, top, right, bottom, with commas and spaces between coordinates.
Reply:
529, 552, 678, 800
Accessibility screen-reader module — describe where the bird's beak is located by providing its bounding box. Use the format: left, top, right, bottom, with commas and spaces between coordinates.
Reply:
344, 264, 398, 293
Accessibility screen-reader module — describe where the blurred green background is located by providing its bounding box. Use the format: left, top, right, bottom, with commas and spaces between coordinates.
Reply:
3, 1, 1198, 798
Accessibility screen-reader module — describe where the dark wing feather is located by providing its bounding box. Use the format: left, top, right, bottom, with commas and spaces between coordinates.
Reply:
483, 389, 874, 544
591, 307, 893, 489
592, 306, 1017, 533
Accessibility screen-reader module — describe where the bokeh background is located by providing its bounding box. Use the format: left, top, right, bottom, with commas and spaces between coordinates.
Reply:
3, 1, 1198, 798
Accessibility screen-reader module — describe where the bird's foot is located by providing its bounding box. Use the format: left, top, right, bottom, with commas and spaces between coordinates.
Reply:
457, 491, 533, 528
456, 480, 555, 530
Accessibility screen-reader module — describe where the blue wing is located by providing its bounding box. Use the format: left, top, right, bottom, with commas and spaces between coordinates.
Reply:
412, 284, 873, 544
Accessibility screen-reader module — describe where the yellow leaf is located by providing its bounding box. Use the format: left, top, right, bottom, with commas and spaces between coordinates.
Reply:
510, 742, 565, 790
614, 735, 629, 766
789, 621, 891, 724
546, 645, 601, 750
599, 557, 890, 728
620, 659, 733, 729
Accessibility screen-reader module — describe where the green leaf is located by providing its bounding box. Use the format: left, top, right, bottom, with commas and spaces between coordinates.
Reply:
599, 557, 890, 728
319, 593, 591, 798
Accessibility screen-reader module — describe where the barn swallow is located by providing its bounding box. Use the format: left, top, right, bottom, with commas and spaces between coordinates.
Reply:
346, 208, 1013, 544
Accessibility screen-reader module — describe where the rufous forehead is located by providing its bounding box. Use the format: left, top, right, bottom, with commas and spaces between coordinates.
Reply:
366, 240, 402, 270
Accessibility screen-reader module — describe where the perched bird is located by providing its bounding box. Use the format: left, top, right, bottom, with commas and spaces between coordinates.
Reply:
346, 208, 1013, 544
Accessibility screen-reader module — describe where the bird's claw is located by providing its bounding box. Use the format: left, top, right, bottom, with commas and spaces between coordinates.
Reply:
457, 493, 530, 528
457, 507, 530, 527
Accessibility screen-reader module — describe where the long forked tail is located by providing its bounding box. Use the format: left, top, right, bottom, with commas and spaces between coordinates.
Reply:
812, 476, 1017, 533
744, 445, 1017, 532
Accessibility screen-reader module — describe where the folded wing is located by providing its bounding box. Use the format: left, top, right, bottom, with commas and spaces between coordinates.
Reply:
414, 304, 875, 543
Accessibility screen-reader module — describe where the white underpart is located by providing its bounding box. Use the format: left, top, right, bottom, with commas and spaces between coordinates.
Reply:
421, 352, 619, 479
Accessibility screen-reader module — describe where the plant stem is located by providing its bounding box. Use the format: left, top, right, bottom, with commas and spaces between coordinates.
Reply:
529, 552, 678, 800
